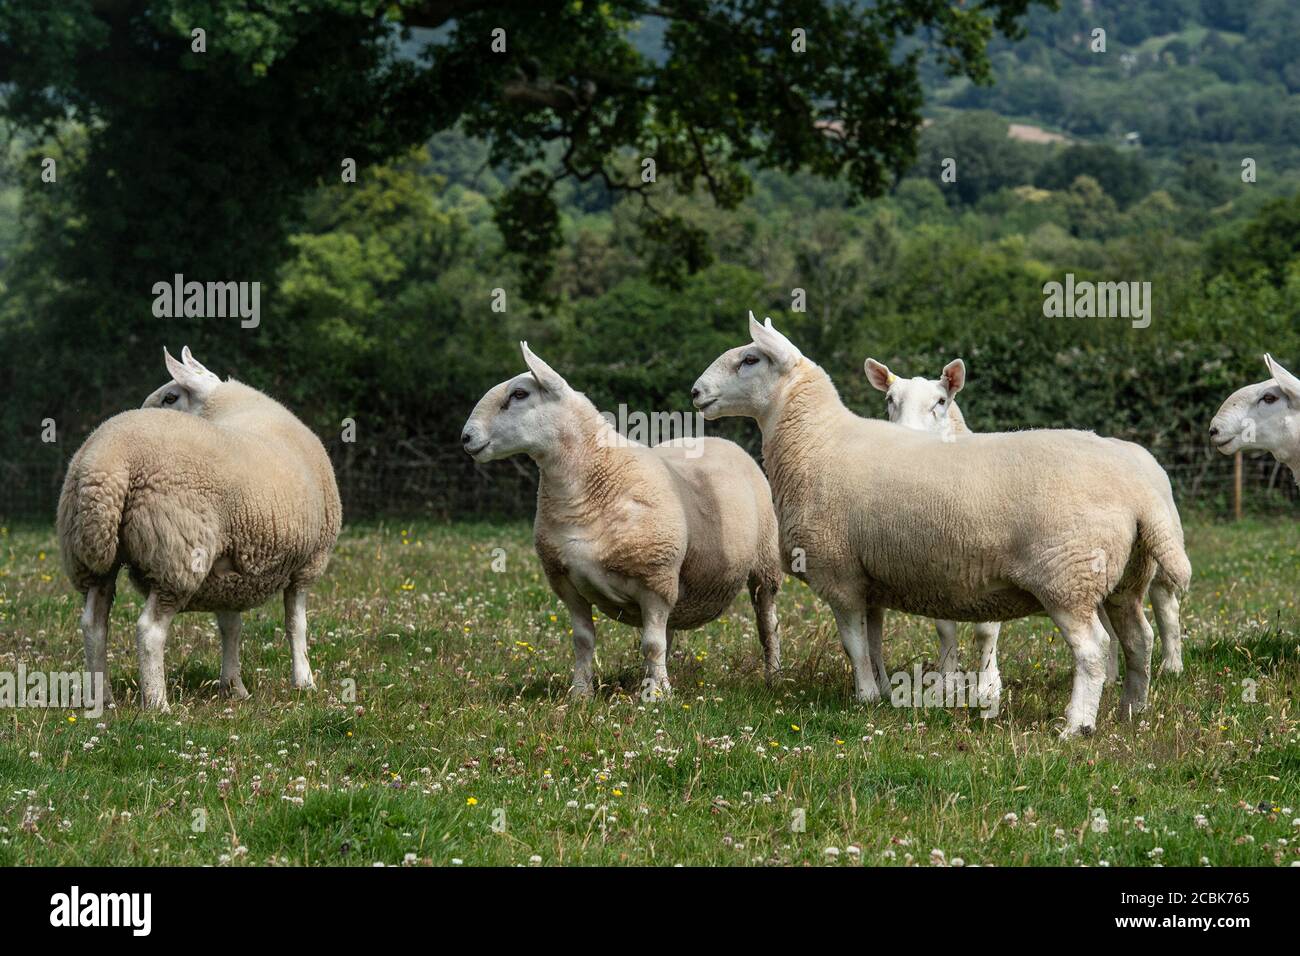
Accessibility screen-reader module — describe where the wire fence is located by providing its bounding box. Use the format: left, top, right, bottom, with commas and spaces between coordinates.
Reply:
1, 436, 1294, 523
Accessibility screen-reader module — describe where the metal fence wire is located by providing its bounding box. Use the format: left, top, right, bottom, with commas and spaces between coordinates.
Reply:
1, 436, 1294, 523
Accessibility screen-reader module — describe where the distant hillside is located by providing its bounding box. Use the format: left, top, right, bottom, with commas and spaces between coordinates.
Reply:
926, 0, 1300, 157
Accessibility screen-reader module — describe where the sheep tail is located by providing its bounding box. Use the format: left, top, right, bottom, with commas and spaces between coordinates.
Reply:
1138, 511, 1191, 596
57, 458, 130, 587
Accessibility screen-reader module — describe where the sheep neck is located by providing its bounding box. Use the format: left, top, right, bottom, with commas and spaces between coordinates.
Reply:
759, 359, 856, 499
533, 404, 638, 520
948, 401, 970, 436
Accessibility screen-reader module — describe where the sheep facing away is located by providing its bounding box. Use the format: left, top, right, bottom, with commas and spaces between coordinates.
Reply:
58, 348, 342, 710
1210, 353, 1300, 484
461, 343, 782, 699
864, 357, 1188, 681
691, 315, 1191, 737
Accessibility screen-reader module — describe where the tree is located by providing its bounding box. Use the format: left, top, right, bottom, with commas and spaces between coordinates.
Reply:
0, 0, 1047, 304
1034, 144, 1151, 208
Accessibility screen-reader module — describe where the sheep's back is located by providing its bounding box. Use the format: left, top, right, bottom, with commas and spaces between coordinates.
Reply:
68, 409, 338, 609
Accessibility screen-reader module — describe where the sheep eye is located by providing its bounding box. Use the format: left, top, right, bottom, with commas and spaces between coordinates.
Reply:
937, 397, 946, 406
1261, 393, 1278, 405
741, 355, 761, 367
512, 389, 528, 402
163, 392, 178, 406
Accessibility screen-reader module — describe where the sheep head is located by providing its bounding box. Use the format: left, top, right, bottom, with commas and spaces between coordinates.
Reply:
691, 311, 802, 422
462, 342, 581, 462
1210, 353, 1300, 470
142, 346, 223, 415
866, 357, 965, 439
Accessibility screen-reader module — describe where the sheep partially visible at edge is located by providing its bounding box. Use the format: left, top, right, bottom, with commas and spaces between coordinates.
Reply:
461, 342, 782, 699
57, 348, 342, 711
1210, 353, 1300, 484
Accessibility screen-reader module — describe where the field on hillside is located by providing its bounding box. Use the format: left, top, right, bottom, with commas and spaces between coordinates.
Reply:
0, 518, 1296, 867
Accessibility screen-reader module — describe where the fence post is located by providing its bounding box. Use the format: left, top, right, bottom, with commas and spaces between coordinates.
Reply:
1233, 450, 1243, 520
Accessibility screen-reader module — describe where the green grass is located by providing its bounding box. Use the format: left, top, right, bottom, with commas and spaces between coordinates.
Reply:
0, 517, 1297, 867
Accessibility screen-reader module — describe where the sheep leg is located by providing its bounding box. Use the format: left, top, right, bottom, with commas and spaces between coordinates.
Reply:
79, 581, 116, 710
932, 617, 963, 700
1049, 609, 1107, 738
934, 619, 960, 674
1098, 604, 1121, 684
135, 592, 175, 711
831, 605, 879, 704
639, 596, 672, 700
866, 606, 890, 695
747, 572, 781, 683
1107, 597, 1153, 720
284, 588, 316, 690
556, 582, 596, 698
217, 611, 250, 700
973, 621, 1002, 715
1150, 580, 1183, 676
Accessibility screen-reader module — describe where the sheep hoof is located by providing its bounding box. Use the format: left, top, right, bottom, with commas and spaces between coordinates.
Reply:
568, 680, 595, 700
1118, 696, 1148, 720
1157, 659, 1183, 677
640, 676, 672, 701
291, 677, 317, 691
1059, 723, 1094, 740
220, 679, 250, 700
854, 686, 881, 705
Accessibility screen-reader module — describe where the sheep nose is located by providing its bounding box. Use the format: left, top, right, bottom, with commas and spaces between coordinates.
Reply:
1208, 426, 1219, 437
461, 430, 474, 446
691, 386, 701, 401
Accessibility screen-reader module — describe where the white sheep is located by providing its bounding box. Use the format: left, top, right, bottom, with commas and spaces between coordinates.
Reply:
1210, 353, 1300, 484
862, 357, 1002, 697
58, 348, 342, 710
692, 315, 1190, 737
865, 357, 1188, 679
461, 342, 782, 699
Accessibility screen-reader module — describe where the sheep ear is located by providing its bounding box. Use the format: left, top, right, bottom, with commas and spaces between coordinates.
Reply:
180, 345, 215, 379
1265, 353, 1300, 403
164, 347, 188, 383
520, 341, 568, 393
165, 346, 218, 399
941, 359, 966, 398
865, 358, 894, 392
749, 313, 802, 368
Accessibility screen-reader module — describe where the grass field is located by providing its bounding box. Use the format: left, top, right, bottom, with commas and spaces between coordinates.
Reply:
0, 517, 1297, 867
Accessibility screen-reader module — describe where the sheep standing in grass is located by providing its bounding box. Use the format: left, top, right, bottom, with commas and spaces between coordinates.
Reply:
865, 357, 1188, 679
1211, 354, 1300, 484
461, 343, 782, 699
692, 315, 1190, 737
58, 348, 342, 710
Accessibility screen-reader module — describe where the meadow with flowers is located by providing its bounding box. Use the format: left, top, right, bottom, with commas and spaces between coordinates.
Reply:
0, 518, 1296, 867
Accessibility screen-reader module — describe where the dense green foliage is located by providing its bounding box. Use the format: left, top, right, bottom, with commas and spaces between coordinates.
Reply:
2, 1, 1299, 518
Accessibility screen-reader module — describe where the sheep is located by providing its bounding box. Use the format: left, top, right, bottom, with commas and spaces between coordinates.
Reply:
691, 315, 1191, 737
58, 347, 342, 711
862, 357, 1002, 697
1210, 353, 1300, 485
461, 342, 782, 699
865, 357, 1188, 678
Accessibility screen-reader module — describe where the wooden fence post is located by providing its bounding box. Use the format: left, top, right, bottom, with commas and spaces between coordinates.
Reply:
1234, 450, 1243, 520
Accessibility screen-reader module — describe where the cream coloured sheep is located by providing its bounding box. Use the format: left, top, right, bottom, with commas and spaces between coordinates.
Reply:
58, 348, 342, 710
461, 343, 782, 699
1210, 353, 1300, 484
692, 315, 1190, 737
865, 357, 1188, 679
